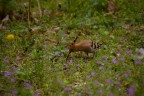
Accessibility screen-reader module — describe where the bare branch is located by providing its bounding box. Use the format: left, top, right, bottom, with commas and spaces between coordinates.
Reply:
36, 0, 42, 17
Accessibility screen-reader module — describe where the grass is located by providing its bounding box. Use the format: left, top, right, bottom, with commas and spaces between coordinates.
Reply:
0, 0, 144, 96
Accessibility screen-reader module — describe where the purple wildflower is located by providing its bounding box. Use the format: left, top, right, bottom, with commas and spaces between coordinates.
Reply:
83, 87, 87, 91
4, 71, 14, 77
63, 86, 72, 92
93, 81, 99, 86
99, 66, 103, 70
11, 90, 18, 94
106, 79, 111, 84
127, 85, 135, 96
35, 89, 42, 93
97, 89, 103, 94
32, 94, 39, 96
127, 69, 131, 74
87, 75, 91, 79
77, 93, 82, 96
96, 61, 103, 65
124, 73, 129, 77
118, 57, 125, 61
83, 87, 90, 91
10, 78, 16, 82
42, 54, 47, 58
64, 63, 69, 68
126, 50, 132, 54
57, 79, 62, 83
103, 55, 108, 62
3, 59, 9, 63
109, 93, 113, 96
3, 56, 10, 63
134, 60, 142, 65
12, 66, 17, 71
115, 74, 119, 78
140, 49, 144, 55
103, 55, 107, 59
25, 83, 32, 88
75, 64, 80, 68
88, 91, 93, 95
91, 71, 96, 76
33, 89, 42, 96
54, 52, 61, 56
112, 58, 117, 64
24, 80, 29, 82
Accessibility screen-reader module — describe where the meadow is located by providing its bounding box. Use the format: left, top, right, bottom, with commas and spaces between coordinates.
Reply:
0, 0, 144, 96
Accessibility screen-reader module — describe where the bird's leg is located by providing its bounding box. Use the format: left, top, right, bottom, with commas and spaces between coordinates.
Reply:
92, 52, 95, 59
66, 52, 71, 61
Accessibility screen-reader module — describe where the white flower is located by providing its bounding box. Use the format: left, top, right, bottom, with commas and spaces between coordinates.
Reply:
135, 48, 144, 60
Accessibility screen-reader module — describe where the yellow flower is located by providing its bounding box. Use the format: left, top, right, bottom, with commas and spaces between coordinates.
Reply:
6, 34, 14, 40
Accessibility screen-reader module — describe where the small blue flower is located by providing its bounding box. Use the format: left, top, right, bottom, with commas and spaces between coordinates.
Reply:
4, 71, 14, 77
97, 89, 103, 94
12, 66, 17, 71
77, 93, 82, 96
127, 85, 135, 96
115, 74, 119, 78
106, 79, 111, 84
87, 75, 91, 79
99, 66, 103, 70
112, 58, 117, 64
25, 83, 32, 88
93, 81, 99, 86
3, 59, 9, 63
124, 73, 129, 77
109, 93, 113, 96
43, 54, 47, 58
11, 90, 18, 94
64, 63, 69, 68
134, 60, 142, 65
91, 71, 96, 76
103, 55, 108, 62
10, 78, 16, 82
118, 57, 125, 61
126, 50, 132, 54
57, 79, 62, 83
3, 56, 10, 63
63, 86, 72, 92
96, 61, 103, 65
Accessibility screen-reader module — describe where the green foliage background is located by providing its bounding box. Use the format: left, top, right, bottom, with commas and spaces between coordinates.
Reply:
0, 0, 144, 96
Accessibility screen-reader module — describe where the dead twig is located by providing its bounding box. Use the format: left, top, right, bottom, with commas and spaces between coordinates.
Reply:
28, 0, 31, 31
36, 0, 42, 17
